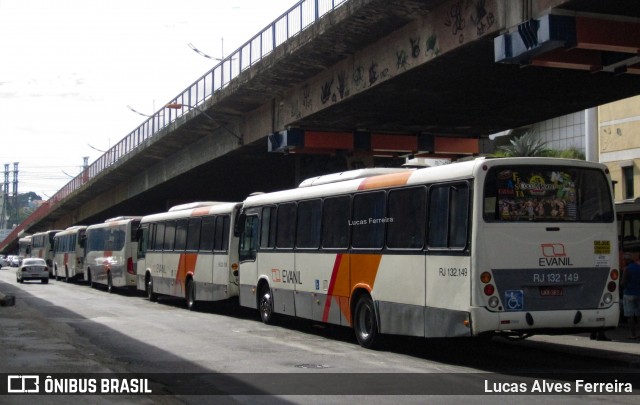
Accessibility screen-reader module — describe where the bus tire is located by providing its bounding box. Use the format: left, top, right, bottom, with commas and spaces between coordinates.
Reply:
87, 269, 94, 288
258, 285, 275, 324
186, 279, 197, 311
41, 278, 48, 284
147, 274, 157, 302
107, 271, 114, 294
353, 294, 381, 349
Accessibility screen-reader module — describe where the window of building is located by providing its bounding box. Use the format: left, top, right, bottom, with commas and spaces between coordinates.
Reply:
623, 165, 634, 200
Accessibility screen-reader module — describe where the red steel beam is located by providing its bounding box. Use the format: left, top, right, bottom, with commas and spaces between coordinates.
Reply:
575, 16, 640, 54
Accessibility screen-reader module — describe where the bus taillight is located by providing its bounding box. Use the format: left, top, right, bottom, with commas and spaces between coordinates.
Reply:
480, 272, 492, 283
607, 281, 617, 292
127, 257, 135, 275
610, 269, 619, 280
483, 284, 495, 296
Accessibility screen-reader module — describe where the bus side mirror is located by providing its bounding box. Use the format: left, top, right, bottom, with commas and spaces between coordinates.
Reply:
234, 213, 246, 237
79, 235, 86, 248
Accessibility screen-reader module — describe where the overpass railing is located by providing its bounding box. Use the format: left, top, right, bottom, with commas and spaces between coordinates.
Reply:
1, 0, 348, 251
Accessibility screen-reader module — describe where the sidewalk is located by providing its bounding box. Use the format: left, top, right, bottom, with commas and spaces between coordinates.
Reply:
501, 322, 640, 368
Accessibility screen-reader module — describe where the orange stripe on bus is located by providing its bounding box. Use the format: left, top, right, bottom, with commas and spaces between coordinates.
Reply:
322, 253, 383, 325
176, 253, 198, 282
357, 171, 412, 190
192, 207, 212, 217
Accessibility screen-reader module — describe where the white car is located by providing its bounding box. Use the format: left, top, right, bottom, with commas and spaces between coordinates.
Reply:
16, 258, 49, 284
10, 256, 23, 267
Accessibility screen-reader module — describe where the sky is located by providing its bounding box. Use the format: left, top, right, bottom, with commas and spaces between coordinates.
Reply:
0, 0, 298, 199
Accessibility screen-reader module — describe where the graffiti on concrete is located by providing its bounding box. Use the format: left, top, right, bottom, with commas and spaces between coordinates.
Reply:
396, 49, 409, 70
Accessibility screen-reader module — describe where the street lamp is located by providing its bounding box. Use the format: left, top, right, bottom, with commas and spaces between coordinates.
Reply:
165, 103, 242, 144
188, 43, 224, 62
126, 105, 153, 118
188, 39, 236, 62
87, 144, 107, 153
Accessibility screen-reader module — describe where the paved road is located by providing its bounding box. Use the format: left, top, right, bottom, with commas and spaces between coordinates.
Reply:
0, 266, 639, 404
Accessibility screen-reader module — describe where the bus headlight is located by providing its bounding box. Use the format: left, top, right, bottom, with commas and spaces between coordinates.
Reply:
488, 296, 499, 308
603, 293, 613, 305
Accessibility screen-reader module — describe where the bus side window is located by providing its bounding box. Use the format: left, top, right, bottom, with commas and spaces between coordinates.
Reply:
387, 187, 426, 249
138, 226, 149, 259
296, 199, 321, 249
163, 221, 176, 251
240, 215, 259, 261
276, 203, 297, 249
186, 218, 202, 251
428, 183, 469, 249
214, 215, 230, 252
260, 207, 276, 249
200, 217, 216, 252
175, 219, 188, 252
322, 196, 350, 249
352, 191, 386, 249
153, 223, 165, 251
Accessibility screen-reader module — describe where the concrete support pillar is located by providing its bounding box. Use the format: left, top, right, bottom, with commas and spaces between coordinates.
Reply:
585, 107, 598, 162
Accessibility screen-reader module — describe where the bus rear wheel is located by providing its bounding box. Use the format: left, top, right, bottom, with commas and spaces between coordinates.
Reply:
147, 275, 157, 302
186, 279, 197, 311
353, 295, 381, 349
259, 285, 274, 324
107, 271, 114, 294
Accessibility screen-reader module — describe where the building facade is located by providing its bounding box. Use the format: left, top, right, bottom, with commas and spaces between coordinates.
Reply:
599, 95, 640, 203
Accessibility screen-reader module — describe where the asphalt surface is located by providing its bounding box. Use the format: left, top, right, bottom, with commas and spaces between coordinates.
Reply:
1, 264, 639, 404
1, 264, 639, 371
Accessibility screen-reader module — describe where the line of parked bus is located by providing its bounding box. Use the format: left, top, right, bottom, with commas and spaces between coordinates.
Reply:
15, 157, 622, 348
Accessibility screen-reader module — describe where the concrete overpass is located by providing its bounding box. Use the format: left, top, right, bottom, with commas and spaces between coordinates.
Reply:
3, 0, 640, 252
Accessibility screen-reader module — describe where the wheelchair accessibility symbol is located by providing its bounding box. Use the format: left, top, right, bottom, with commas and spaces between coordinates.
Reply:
505, 290, 524, 311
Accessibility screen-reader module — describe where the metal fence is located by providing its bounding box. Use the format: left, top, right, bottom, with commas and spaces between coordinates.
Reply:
0, 0, 348, 251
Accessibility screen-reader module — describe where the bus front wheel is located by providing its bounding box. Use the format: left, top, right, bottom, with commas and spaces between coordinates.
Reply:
107, 271, 114, 294
353, 294, 381, 349
259, 285, 274, 324
147, 275, 157, 302
87, 269, 94, 288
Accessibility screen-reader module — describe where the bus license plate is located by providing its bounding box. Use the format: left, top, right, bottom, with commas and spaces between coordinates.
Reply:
540, 286, 563, 296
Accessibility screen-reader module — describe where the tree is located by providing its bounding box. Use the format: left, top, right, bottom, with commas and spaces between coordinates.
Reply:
494, 131, 550, 157
492, 132, 585, 160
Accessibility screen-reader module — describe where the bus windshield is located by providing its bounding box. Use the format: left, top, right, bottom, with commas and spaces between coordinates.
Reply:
483, 165, 614, 223
87, 226, 127, 251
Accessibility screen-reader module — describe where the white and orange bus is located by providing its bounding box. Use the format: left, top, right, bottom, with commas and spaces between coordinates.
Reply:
31, 230, 63, 277
136, 202, 241, 310
18, 235, 32, 258
52, 226, 87, 281
84, 217, 141, 292
237, 157, 620, 348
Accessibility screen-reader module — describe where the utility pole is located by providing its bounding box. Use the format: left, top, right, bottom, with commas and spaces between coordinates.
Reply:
12, 163, 18, 227
1, 164, 8, 229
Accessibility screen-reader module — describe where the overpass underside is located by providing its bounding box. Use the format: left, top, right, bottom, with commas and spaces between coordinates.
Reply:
6, 0, 640, 251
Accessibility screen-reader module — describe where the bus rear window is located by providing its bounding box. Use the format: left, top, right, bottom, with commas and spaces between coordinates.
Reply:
483, 166, 613, 223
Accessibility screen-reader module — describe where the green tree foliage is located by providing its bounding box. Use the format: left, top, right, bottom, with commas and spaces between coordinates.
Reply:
493, 132, 585, 160
494, 131, 550, 157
